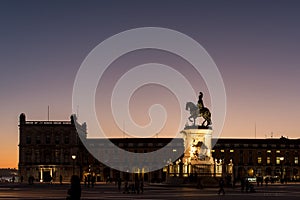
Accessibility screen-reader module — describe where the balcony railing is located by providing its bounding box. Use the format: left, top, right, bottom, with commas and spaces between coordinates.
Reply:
25, 121, 71, 125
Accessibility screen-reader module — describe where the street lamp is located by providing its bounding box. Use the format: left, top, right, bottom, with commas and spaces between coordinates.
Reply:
280, 157, 284, 182
72, 154, 76, 175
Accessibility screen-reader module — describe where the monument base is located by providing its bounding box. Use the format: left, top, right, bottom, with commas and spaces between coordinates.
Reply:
181, 128, 213, 163
181, 127, 214, 177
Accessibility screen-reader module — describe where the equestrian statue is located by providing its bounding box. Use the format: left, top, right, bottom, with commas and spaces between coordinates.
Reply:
185, 92, 212, 127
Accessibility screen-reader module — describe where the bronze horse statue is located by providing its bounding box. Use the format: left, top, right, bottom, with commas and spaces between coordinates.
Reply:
186, 102, 212, 127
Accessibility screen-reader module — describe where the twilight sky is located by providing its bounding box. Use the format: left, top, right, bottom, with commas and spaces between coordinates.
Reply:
1, 0, 300, 168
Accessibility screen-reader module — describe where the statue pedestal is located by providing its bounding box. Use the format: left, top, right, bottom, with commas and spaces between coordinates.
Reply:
181, 127, 214, 176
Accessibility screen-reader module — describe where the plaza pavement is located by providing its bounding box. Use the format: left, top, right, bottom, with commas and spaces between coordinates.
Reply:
0, 182, 300, 200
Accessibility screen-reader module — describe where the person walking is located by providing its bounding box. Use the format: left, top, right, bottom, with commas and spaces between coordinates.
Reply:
140, 179, 144, 194
117, 177, 122, 192
91, 175, 95, 188
59, 175, 63, 185
67, 175, 81, 200
218, 178, 225, 195
241, 177, 245, 192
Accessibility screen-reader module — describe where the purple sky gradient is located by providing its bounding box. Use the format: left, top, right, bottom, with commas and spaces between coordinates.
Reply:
0, 0, 299, 167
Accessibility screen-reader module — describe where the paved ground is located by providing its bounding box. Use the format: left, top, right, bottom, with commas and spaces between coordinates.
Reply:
0, 182, 300, 200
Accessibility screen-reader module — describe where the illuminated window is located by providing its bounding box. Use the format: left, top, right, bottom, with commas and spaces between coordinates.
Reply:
267, 157, 271, 164
295, 157, 299, 165
267, 150, 271, 153
230, 149, 234, 153
221, 149, 225, 153
257, 157, 262, 164
211, 150, 215, 152
276, 150, 280, 153
276, 157, 280, 164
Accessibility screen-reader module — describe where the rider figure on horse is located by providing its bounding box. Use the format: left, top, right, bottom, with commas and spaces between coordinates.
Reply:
198, 92, 204, 111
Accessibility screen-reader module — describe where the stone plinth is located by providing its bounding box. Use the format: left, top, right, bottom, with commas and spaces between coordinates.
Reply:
181, 127, 213, 166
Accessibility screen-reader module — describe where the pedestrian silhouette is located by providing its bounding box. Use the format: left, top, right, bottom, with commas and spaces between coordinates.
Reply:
240, 178, 245, 192
117, 177, 122, 192
218, 178, 225, 195
140, 179, 144, 194
67, 175, 81, 200
91, 175, 95, 188
245, 179, 250, 192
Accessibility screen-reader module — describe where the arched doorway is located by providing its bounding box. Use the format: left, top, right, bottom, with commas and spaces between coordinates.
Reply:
247, 168, 254, 177
237, 167, 246, 179
265, 167, 272, 176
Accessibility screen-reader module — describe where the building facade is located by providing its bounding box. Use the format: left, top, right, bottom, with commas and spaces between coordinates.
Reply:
18, 113, 89, 182
18, 113, 183, 183
19, 113, 300, 183
212, 138, 300, 182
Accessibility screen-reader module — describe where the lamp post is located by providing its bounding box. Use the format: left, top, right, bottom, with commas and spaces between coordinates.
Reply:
72, 154, 76, 175
280, 157, 284, 183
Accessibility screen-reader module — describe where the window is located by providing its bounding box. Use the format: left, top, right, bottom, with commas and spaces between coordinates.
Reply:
35, 150, 40, 163
64, 135, 69, 144
239, 150, 243, 163
46, 135, 51, 144
230, 149, 234, 153
276, 150, 280, 153
26, 136, 31, 144
25, 151, 31, 161
64, 152, 70, 163
220, 149, 225, 153
295, 157, 299, 165
257, 168, 262, 175
45, 151, 51, 163
55, 150, 60, 163
249, 151, 253, 163
267, 157, 271, 164
276, 157, 280, 165
55, 135, 60, 144
36, 136, 41, 144
257, 157, 262, 164
267, 150, 271, 153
